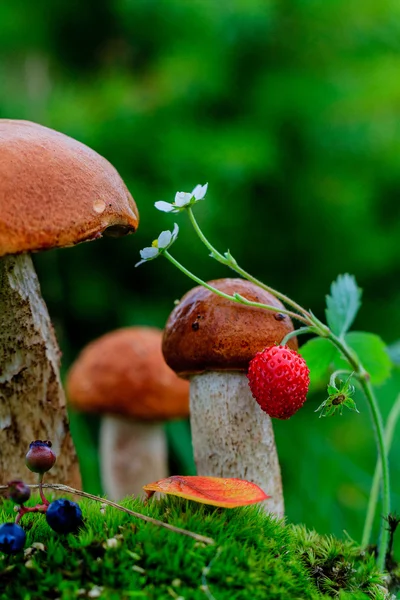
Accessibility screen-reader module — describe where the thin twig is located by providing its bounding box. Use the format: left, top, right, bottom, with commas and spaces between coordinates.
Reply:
0, 483, 215, 546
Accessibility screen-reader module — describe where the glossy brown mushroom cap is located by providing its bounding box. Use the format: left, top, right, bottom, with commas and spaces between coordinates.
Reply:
162, 278, 298, 376
0, 120, 139, 257
67, 327, 189, 421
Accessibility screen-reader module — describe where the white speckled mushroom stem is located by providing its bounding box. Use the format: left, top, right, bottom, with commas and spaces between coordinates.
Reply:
100, 416, 168, 500
0, 254, 80, 485
190, 371, 284, 517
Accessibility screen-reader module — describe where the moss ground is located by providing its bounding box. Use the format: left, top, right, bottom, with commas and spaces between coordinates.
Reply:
0, 494, 389, 600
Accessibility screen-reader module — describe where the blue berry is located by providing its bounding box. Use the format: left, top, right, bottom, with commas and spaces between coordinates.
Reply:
46, 499, 83, 534
25, 440, 56, 474
0, 523, 26, 554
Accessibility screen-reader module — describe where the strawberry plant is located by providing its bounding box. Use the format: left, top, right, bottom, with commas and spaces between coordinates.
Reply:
136, 183, 399, 573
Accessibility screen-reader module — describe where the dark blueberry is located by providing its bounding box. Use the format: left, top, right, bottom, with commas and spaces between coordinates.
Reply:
25, 440, 56, 474
7, 479, 31, 505
46, 499, 83, 534
0, 522, 26, 554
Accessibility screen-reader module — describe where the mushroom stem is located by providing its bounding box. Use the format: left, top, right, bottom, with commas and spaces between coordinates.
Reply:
100, 415, 168, 500
189, 371, 284, 517
0, 253, 80, 486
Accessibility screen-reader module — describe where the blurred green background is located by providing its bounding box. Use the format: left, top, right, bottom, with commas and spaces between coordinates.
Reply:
1, 0, 399, 553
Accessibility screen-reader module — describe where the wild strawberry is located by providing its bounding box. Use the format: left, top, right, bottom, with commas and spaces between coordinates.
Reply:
247, 345, 310, 419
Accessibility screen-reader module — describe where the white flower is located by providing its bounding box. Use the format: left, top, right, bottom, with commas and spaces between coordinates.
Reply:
174, 191, 193, 207
135, 224, 179, 267
155, 183, 208, 213
191, 183, 208, 200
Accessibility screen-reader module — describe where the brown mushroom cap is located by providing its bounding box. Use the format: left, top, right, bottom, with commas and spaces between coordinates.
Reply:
162, 278, 298, 376
66, 327, 189, 421
0, 120, 139, 257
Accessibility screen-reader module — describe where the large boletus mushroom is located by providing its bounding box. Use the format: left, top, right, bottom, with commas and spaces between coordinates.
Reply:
66, 327, 189, 500
162, 278, 298, 517
0, 120, 139, 485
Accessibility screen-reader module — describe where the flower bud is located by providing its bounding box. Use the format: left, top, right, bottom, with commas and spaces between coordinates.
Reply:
25, 440, 56, 474
7, 479, 31, 504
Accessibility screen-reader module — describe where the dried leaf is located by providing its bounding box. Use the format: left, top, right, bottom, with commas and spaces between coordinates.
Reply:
143, 476, 269, 508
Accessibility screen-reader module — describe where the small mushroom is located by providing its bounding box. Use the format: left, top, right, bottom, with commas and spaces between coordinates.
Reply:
162, 278, 298, 517
0, 120, 139, 485
66, 327, 189, 500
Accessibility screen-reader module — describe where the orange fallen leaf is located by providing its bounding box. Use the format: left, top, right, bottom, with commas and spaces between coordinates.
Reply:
143, 475, 269, 508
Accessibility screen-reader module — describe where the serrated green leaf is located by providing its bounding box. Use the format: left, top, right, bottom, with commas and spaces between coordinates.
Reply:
325, 274, 362, 337
334, 332, 392, 385
299, 337, 339, 390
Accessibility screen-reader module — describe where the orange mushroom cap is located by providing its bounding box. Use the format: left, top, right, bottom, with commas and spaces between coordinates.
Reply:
0, 120, 139, 257
162, 278, 298, 376
67, 327, 189, 421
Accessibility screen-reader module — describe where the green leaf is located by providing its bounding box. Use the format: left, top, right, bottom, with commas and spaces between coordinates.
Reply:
334, 332, 392, 385
299, 337, 339, 390
325, 274, 362, 337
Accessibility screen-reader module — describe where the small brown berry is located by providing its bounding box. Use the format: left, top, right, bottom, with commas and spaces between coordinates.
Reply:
25, 440, 56, 474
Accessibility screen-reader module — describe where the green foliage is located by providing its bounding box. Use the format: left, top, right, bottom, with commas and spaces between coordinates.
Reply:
325, 274, 362, 338
337, 333, 393, 385
299, 338, 338, 390
0, 496, 389, 599
300, 332, 392, 389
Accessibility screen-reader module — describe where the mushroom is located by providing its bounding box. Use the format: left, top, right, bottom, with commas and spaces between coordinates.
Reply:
66, 326, 190, 500
162, 278, 298, 517
0, 119, 138, 485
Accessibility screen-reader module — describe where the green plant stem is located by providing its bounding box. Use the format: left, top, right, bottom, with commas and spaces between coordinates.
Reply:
187, 208, 311, 320
326, 334, 359, 372
359, 379, 390, 570
362, 393, 400, 550
323, 333, 390, 569
280, 327, 315, 346
164, 251, 310, 325
329, 370, 353, 388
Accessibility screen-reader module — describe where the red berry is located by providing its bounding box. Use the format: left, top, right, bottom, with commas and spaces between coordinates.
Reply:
7, 479, 31, 505
247, 346, 310, 419
25, 440, 56, 474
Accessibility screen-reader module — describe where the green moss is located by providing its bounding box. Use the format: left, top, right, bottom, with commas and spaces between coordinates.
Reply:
0, 495, 389, 599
